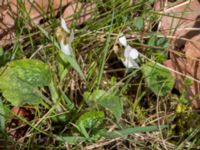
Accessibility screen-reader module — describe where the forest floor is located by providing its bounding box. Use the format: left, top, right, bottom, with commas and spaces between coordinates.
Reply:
0, 0, 200, 149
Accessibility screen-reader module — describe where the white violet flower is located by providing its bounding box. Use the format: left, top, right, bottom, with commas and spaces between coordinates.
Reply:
57, 17, 74, 56
61, 17, 70, 33
118, 34, 139, 68
118, 33, 127, 47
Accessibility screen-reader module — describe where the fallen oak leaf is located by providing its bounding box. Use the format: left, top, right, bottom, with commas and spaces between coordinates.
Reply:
185, 34, 200, 59
155, 0, 200, 49
164, 35, 200, 108
155, 0, 200, 108
63, 2, 96, 25
164, 59, 200, 108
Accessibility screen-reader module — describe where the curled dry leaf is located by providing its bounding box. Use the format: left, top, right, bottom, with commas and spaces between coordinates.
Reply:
185, 34, 200, 58
0, 0, 95, 47
63, 2, 96, 25
156, 0, 200, 108
164, 35, 200, 108
155, 0, 200, 48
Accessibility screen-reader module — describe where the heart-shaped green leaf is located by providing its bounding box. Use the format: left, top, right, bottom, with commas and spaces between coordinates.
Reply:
0, 59, 51, 106
76, 111, 104, 129
84, 89, 123, 121
141, 62, 175, 96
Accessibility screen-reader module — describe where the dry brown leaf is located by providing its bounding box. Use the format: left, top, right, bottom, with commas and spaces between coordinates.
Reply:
0, 0, 95, 47
185, 34, 200, 58
63, 2, 95, 25
6, 106, 34, 140
155, 0, 200, 48
155, 0, 200, 108
164, 35, 200, 108
11, 106, 30, 118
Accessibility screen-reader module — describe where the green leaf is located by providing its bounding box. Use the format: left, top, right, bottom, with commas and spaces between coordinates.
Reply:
148, 34, 169, 50
99, 125, 168, 139
76, 111, 104, 130
147, 35, 168, 63
100, 93, 123, 122
156, 37, 169, 48
84, 89, 106, 106
133, 17, 144, 30
77, 122, 90, 139
148, 34, 157, 47
141, 62, 175, 96
179, 90, 189, 104
84, 89, 123, 121
61, 91, 75, 110
0, 59, 51, 106
59, 52, 85, 80
183, 78, 193, 87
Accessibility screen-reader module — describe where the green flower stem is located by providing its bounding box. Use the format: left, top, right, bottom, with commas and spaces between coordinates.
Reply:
49, 80, 62, 112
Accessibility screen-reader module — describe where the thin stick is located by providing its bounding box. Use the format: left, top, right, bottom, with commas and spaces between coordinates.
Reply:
163, 0, 192, 13
85, 138, 121, 150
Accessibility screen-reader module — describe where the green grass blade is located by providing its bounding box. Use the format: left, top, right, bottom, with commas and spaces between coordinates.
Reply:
56, 136, 85, 144
97, 10, 115, 86
0, 97, 5, 132
61, 91, 75, 110
99, 125, 169, 139
177, 126, 200, 150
